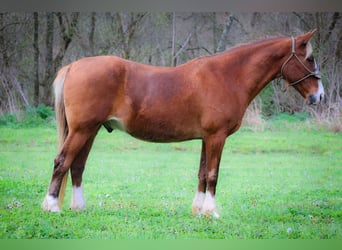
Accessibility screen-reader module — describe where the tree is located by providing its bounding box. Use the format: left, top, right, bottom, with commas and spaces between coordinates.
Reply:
40, 12, 80, 105
170, 12, 193, 66
33, 12, 39, 106
0, 13, 29, 113
88, 12, 96, 56
113, 12, 147, 59
216, 13, 236, 53
42, 12, 54, 105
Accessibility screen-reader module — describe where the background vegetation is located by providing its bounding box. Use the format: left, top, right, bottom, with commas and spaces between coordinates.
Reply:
0, 12, 341, 128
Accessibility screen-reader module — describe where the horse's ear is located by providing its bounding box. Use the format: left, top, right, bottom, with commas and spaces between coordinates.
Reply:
310, 29, 317, 34
296, 29, 316, 46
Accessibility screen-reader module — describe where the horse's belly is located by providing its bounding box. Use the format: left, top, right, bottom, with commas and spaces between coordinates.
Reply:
128, 130, 201, 143
126, 117, 202, 143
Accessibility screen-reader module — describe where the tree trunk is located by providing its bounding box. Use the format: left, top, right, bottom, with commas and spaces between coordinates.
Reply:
40, 12, 79, 106
0, 13, 9, 67
89, 12, 96, 56
216, 13, 235, 53
0, 13, 29, 111
33, 12, 39, 106
114, 12, 146, 60
54, 12, 79, 69
171, 12, 176, 66
212, 13, 218, 54
42, 12, 54, 105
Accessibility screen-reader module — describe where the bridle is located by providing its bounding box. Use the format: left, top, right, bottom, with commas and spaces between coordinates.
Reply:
280, 36, 321, 92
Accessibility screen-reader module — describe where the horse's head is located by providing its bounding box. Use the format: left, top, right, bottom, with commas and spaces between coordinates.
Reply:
280, 30, 324, 105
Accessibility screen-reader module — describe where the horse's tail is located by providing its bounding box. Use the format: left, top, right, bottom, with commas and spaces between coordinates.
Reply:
53, 65, 70, 208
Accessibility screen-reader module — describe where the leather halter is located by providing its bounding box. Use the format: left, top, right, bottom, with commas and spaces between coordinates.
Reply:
280, 36, 321, 92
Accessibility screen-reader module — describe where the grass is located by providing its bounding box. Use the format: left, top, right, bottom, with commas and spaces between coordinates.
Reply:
0, 118, 341, 239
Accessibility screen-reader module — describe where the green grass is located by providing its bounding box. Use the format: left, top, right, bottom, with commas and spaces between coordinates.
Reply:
0, 120, 341, 239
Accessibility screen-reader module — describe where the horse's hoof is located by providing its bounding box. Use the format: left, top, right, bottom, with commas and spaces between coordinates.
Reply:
42, 194, 61, 212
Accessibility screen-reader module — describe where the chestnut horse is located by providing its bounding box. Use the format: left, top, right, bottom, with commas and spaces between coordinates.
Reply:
42, 30, 324, 217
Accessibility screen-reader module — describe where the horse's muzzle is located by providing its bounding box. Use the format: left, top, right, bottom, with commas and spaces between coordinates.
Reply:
308, 80, 325, 105
308, 92, 324, 105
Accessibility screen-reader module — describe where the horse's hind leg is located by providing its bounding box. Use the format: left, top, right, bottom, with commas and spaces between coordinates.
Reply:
42, 129, 94, 212
69, 131, 98, 210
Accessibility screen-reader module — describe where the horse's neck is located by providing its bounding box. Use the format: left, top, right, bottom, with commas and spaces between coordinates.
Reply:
223, 40, 289, 105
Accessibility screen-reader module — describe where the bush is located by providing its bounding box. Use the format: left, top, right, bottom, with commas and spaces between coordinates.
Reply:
0, 113, 17, 126
268, 112, 311, 123
35, 104, 54, 120
0, 104, 55, 127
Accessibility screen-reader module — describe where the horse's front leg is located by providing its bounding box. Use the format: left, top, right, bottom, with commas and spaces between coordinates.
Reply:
192, 140, 207, 215
201, 133, 226, 218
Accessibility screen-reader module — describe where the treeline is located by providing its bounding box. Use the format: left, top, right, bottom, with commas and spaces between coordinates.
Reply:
0, 12, 341, 119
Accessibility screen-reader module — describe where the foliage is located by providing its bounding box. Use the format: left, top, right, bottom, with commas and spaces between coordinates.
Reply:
0, 121, 341, 239
267, 111, 311, 124
0, 104, 55, 127
34, 104, 54, 120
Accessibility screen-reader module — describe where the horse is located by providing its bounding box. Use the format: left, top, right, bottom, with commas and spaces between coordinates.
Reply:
42, 30, 324, 218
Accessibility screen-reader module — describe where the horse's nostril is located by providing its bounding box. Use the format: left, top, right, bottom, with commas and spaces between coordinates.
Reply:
309, 95, 316, 105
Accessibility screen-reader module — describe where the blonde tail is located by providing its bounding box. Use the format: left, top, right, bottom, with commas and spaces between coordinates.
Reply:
53, 65, 70, 208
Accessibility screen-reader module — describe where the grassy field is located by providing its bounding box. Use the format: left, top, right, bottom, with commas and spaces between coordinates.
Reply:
0, 118, 341, 239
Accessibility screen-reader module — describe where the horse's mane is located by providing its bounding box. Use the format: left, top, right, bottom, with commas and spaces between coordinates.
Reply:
225, 34, 286, 53
187, 34, 287, 64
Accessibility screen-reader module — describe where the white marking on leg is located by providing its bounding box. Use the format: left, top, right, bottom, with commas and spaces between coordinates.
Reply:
192, 191, 205, 215
202, 192, 219, 218
42, 194, 60, 212
70, 185, 85, 210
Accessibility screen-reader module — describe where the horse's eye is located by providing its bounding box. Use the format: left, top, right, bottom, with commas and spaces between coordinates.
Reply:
307, 56, 314, 63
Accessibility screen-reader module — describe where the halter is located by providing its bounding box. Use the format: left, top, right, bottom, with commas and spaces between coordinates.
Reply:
280, 36, 321, 92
